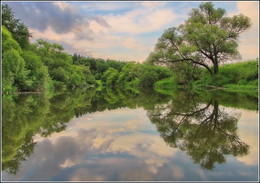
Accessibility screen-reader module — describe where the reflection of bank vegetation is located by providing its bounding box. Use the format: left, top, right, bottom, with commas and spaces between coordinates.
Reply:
2, 88, 257, 174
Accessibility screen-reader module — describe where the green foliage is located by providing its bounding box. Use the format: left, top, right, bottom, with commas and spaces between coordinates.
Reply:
2, 50, 25, 92
173, 62, 202, 84
71, 53, 172, 88
2, 94, 50, 173
157, 86, 258, 111
72, 54, 126, 80
21, 50, 52, 91
114, 62, 172, 88
2, 4, 98, 93
2, 26, 21, 52
2, 4, 31, 49
51, 67, 69, 82
154, 77, 177, 89
3, 21, 97, 92
2, 26, 27, 93
102, 68, 119, 86
31, 39, 97, 88
193, 60, 258, 90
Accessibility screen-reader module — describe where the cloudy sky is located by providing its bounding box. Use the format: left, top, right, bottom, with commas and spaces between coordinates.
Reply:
4, 1, 259, 62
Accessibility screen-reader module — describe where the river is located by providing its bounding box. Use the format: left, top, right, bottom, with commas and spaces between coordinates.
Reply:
2, 87, 258, 181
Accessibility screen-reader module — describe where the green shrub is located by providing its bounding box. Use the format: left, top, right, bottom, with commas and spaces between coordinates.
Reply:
193, 60, 258, 89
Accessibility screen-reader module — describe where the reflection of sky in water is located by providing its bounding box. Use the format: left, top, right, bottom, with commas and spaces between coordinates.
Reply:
3, 107, 258, 181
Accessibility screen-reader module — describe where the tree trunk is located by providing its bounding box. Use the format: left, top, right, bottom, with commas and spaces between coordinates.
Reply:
213, 61, 218, 74
213, 65, 218, 74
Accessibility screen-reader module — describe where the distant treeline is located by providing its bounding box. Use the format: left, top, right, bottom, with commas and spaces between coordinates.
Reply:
72, 54, 172, 88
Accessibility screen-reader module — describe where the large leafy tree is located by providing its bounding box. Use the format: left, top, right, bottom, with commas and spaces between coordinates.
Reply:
2, 26, 51, 92
147, 2, 251, 75
2, 26, 27, 92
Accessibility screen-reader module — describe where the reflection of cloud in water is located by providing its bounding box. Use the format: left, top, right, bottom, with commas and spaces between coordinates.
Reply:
221, 108, 258, 166
236, 110, 258, 166
3, 108, 258, 181
5, 108, 181, 181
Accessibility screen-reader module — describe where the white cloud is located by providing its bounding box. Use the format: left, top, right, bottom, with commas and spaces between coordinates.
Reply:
30, 26, 75, 41
28, 2, 177, 62
79, 2, 137, 12
29, 21, 155, 62
236, 1, 259, 60
104, 6, 176, 35
141, 1, 167, 8
54, 1, 77, 13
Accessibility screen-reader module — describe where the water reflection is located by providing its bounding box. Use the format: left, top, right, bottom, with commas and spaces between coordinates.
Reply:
147, 91, 250, 170
2, 87, 170, 175
2, 87, 258, 181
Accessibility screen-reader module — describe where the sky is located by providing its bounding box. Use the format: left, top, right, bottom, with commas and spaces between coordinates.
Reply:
3, 1, 259, 62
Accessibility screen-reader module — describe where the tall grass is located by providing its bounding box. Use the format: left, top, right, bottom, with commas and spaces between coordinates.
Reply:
193, 60, 258, 90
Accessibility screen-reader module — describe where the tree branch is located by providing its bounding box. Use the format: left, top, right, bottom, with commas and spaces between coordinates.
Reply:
169, 100, 213, 117
167, 58, 213, 75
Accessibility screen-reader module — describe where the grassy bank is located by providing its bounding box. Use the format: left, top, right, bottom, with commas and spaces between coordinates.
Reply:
193, 60, 258, 91
154, 60, 258, 98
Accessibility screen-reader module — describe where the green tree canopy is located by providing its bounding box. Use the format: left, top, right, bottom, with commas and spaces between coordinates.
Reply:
2, 4, 31, 49
31, 39, 96, 88
2, 26, 27, 92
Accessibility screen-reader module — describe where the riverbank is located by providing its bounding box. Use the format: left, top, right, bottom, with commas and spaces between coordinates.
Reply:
154, 60, 258, 93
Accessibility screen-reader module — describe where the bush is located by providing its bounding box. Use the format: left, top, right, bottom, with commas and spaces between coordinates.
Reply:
193, 60, 258, 89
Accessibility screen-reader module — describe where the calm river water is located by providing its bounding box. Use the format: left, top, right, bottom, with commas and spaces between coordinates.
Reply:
2, 88, 258, 181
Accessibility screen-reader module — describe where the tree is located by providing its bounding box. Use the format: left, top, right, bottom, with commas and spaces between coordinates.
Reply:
2, 4, 31, 49
32, 39, 96, 88
2, 26, 27, 92
21, 50, 51, 91
101, 68, 119, 86
148, 2, 251, 75
139, 69, 159, 87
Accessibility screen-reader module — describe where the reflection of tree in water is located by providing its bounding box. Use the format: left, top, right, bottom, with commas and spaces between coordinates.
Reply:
2, 94, 49, 174
2, 88, 95, 174
3, 88, 254, 174
147, 92, 249, 170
